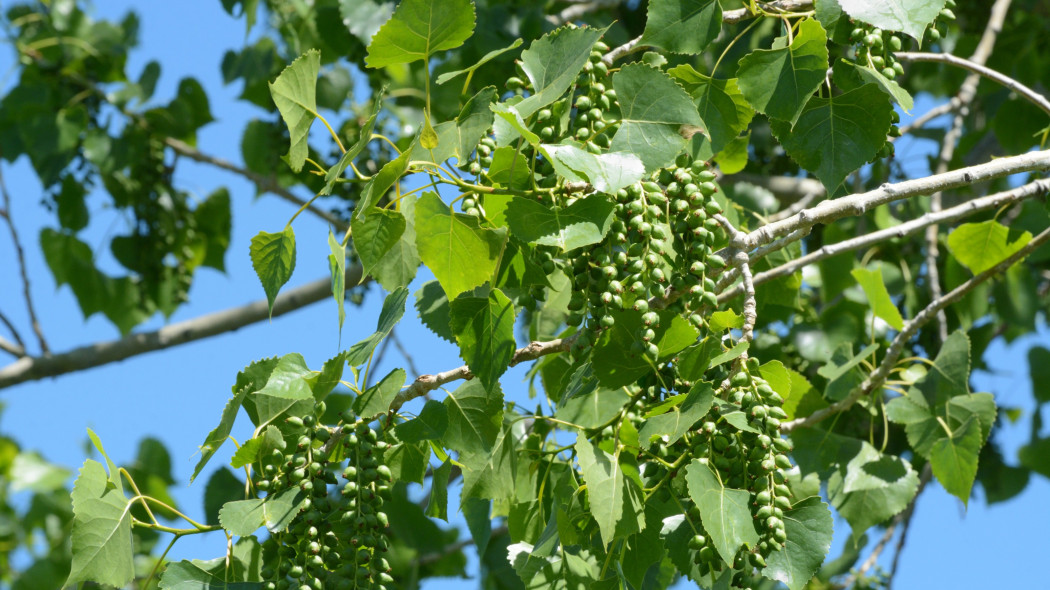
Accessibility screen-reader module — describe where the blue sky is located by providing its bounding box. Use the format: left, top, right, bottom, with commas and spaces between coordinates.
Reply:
0, 1, 1047, 588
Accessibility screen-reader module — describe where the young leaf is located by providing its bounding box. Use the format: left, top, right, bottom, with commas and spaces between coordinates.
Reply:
421, 110, 439, 149
851, 267, 905, 330
639, 0, 722, 55
328, 230, 346, 333
736, 18, 829, 125
414, 192, 508, 299
946, 220, 1032, 275
515, 26, 605, 118
761, 497, 834, 590
354, 144, 415, 215
930, 416, 982, 505
250, 226, 297, 317
837, 0, 946, 41
1028, 347, 1050, 404
192, 383, 252, 482
449, 288, 518, 393
611, 63, 706, 172
365, 0, 476, 68
353, 367, 406, 419
685, 460, 759, 564
437, 38, 523, 85
769, 84, 893, 193
255, 353, 315, 400
268, 50, 320, 172
346, 287, 410, 366
66, 460, 134, 589
504, 193, 616, 251
322, 87, 385, 195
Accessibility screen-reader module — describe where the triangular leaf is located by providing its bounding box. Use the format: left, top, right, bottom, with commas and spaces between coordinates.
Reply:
414, 192, 507, 299
365, 0, 476, 68
268, 50, 320, 172
737, 18, 829, 125
249, 227, 296, 317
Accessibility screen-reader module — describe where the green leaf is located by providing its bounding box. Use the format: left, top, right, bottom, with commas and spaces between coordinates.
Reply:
555, 364, 632, 429
327, 231, 346, 333
946, 220, 1032, 275
415, 192, 508, 299
66, 460, 134, 588
515, 26, 605, 119
426, 459, 453, 521
505, 194, 616, 252
838, 0, 946, 41
490, 101, 541, 147
761, 497, 833, 590
460, 421, 518, 502
365, 0, 476, 68
639, 0, 722, 55
323, 87, 385, 195
930, 416, 981, 505
354, 368, 407, 419
685, 460, 759, 564
911, 330, 970, 408
671, 65, 756, 159
218, 499, 266, 536
770, 84, 893, 193
352, 209, 406, 280
818, 343, 878, 402
441, 379, 504, 455
638, 382, 714, 449
255, 353, 315, 400
1019, 436, 1050, 479
835, 60, 914, 112
250, 227, 297, 317
454, 86, 498, 164
372, 195, 421, 290
355, 144, 415, 214
421, 111, 440, 149
449, 288, 518, 393
437, 38, 523, 85
1028, 347, 1050, 404
782, 366, 820, 420
611, 63, 705, 172
218, 487, 304, 537
708, 340, 749, 370
736, 18, 829, 125
592, 310, 700, 388
192, 383, 252, 482
541, 144, 646, 194
268, 50, 320, 172
851, 267, 905, 330
158, 559, 263, 589
576, 439, 642, 547
386, 440, 431, 485
346, 287, 410, 366
394, 399, 449, 442
415, 280, 454, 342
340, 0, 394, 44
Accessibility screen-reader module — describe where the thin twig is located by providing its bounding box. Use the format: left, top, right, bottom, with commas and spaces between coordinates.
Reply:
886, 464, 933, 589
0, 167, 48, 354
389, 337, 574, 413
0, 308, 26, 356
546, 0, 620, 26
0, 335, 24, 358
164, 138, 348, 231
720, 179, 1050, 301
895, 52, 1050, 117
783, 224, 1050, 432
0, 266, 366, 390
894, 100, 958, 140
390, 329, 422, 379
922, 0, 1012, 343
741, 149, 1050, 252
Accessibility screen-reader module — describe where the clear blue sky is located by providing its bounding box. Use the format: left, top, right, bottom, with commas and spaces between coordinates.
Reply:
0, 2, 1047, 588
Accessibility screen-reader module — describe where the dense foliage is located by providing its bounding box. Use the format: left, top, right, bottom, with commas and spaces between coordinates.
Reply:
1, 0, 1050, 589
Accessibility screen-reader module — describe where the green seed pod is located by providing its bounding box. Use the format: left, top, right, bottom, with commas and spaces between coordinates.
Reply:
286, 416, 305, 428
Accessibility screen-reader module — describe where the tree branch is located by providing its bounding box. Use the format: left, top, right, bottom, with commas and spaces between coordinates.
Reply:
0, 266, 364, 390
546, 0, 620, 26
164, 138, 348, 231
741, 149, 1050, 252
0, 167, 49, 354
895, 52, 1050, 117
389, 337, 573, 413
783, 224, 1050, 432
720, 179, 1050, 301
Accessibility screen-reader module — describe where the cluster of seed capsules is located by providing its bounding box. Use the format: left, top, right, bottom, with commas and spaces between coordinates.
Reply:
254, 404, 394, 590
647, 358, 794, 587
849, 0, 955, 81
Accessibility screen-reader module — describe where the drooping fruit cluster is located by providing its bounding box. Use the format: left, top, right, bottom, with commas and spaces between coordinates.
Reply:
255, 404, 394, 590
646, 357, 793, 588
